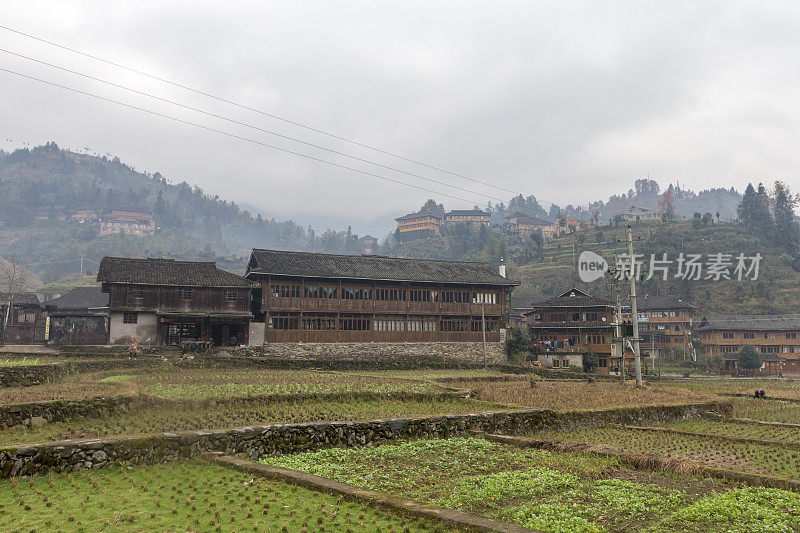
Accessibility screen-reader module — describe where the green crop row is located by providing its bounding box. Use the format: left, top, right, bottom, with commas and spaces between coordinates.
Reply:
0, 460, 450, 532
264, 437, 800, 533
0, 396, 494, 447
537, 426, 800, 479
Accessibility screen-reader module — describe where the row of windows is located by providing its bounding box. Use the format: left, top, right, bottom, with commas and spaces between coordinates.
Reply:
544, 312, 606, 322
127, 288, 238, 300
270, 314, 499, 332
270, 285, 500, 304
715, 345, 800, 354
720, 332, 798, 339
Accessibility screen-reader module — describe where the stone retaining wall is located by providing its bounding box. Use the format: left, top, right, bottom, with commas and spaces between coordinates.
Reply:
0, 401, 729, 478
0, 358, 159, 387
255, 342, 506, 365
0, 395, 148, 429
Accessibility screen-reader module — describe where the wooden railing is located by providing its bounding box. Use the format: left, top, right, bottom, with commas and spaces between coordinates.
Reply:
266, 297, 504, 316
265, 330, 499, 343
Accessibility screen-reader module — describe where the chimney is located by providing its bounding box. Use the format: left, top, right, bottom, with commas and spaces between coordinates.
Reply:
498, 257, 506, 278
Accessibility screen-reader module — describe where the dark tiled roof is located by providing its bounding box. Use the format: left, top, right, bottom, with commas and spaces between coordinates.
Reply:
97, 257, 257, 288
698, 314, 800, 332
506, 212, 551, 226
246, 249, 518, 287
395, 210, 443, 222
623, 296, 696, 311
446, 209, 489, 216
531, 288, 613, 309
46, 286, 108, 310
0, 292, 41, 306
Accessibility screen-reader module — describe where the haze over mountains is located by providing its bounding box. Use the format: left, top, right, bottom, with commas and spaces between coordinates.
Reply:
0, 142, 744, 282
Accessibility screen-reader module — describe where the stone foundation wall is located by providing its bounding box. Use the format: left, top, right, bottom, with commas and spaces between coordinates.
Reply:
0, 401, 729, 478
0, 358, 159, 387
259, 342, 506, 364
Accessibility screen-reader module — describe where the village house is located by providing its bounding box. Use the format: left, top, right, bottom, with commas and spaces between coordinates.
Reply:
354, 235, 378, 255
444, 209, 490, 226
504, 212, 556, 241
524, 288, 636, 374
245, 249, 516, 356
697, 314, 800, 374
99, 209, 156, 237
395, 210, 442, 241
97, 257, 257, 346
622, 296, 695, 359
0, 292, 46, 345
616, 205, 662, 223
44, 286, 109, 345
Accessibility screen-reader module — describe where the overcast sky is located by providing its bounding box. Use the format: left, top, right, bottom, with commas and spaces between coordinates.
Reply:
1, 1, 799, 233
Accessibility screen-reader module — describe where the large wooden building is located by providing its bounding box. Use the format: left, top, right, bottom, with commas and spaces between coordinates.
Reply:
524, 288, 617, 372
622, 296, 695, 358
245, 249, 516, 344
395, 210, 442, 241
97, 257, 257, 346
444, 209, 490, 225
698, 314, 800, 373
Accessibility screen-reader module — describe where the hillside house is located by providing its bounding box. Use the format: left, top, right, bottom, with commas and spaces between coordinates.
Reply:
97, 257, 257, 346
395, 210, 442, 241
99, 209, 155, 236
617, 205, 662, 223
444, 209, 490, 226
354, 235, 378, 255
504, 212, 555, 240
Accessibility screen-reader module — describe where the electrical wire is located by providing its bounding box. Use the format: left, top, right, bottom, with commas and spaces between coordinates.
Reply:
0, 24, 542, 201
0, 65, 484, 205
0, 47, 504, 203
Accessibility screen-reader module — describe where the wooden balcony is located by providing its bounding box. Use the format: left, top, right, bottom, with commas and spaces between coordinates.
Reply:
265, 297, 505, 317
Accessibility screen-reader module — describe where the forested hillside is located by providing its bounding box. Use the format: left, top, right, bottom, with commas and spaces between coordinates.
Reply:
0, 143, 358, 281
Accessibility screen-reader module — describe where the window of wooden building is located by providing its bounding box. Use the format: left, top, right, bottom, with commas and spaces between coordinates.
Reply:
128, 287, 144, 299
301, 315, 337, 330
722, 332, 734, 339
744, 332, 755, 339
340, 315, 371, 330
224, 290, 238, 301
271, 284, 301, 298
123, 312, 138, 324
376, 288, 406, 301
409, 289, 432, 302
374, 317, 406, 331
341, 287, 371, 300
440, 317, 470, 331
271, 314, 299, 330
787, 332, 797, 339
178, 288, 193, 300
441, 290, 472, 303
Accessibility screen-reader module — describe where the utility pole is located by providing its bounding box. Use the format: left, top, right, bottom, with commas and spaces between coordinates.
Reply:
481, 298, 487, 368
607, 258, 625, 384
626, 226, 644, 387
79, 254, 85, 278
614, 274, 625, 384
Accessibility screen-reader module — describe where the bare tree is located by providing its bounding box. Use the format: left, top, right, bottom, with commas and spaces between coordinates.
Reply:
0, 256, 30, 335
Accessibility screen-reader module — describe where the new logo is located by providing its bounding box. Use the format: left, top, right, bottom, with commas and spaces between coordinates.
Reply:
578, 251, 608, 283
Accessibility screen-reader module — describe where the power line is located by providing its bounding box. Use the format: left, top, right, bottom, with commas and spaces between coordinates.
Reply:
0, 65, 483, 205
0, 24, 528, 199
0, 47, 504, 203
